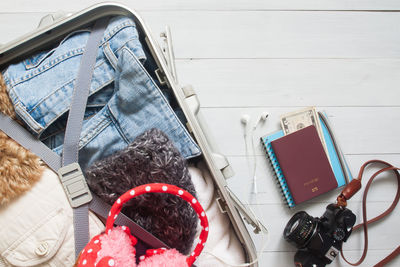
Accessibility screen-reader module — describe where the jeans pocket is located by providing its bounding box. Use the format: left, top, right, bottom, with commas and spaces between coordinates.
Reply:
108, 47, 201, 160
79, 118, 129, 170
23, 49, 56, 70
23, 29, 90, 70
50, 107, 128, 171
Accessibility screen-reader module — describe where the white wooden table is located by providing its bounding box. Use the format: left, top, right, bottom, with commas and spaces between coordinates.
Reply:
0, 1, 399, 266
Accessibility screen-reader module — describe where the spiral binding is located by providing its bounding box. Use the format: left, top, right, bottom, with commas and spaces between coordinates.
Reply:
261, 135, 295, 208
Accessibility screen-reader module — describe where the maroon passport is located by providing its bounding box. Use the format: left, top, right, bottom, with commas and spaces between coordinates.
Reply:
271, 125, 337, 205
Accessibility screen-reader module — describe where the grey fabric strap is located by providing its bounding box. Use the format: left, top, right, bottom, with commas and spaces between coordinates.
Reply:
0, 113, 62, 171
90, 195, 167, 248
62, 18, 108, 166
61, 17, 108, 258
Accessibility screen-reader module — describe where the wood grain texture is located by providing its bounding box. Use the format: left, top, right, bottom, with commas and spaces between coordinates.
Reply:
3, 12, 400, 59
200, 107, 400, 156
0, 1, 398, 266
140, 11, 400, 59
176, 59, 400, 107
1, 0, 400, 12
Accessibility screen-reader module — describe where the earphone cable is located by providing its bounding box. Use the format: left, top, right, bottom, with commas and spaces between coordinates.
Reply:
250, 126, 258, 194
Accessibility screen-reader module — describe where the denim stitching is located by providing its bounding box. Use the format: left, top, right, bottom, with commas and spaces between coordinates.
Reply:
51, 112, 112, 154
10, 47, 85, 87
114, 38, 147, 61
103, 42, 118, 70
26, 37, 139, 114
27, 37, 141, 115
14, 102, 43, 134
39, 106, 104, 143
121, 48, 200, 152
9, 21, 138, 87
78, 114, 112, 149
24, 51, 51, 69
30, 77, 114, 134
21, 21, 133, 73
105, 106, 130, 145
28, 60, 111, 113
29, 79, 74, 113
101, 21, 136, 44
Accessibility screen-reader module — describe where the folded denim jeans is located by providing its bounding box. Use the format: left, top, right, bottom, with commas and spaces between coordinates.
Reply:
2, 16, 201, 170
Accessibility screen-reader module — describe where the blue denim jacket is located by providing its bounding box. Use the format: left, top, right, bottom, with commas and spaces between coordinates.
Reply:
2, 16, 200, 170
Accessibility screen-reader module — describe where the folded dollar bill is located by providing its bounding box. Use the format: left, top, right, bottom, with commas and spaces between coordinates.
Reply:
280, 107, 328, 155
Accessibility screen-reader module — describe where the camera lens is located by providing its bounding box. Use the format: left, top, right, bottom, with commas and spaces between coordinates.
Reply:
283, 211, 317, 248
289, 219, 300, 234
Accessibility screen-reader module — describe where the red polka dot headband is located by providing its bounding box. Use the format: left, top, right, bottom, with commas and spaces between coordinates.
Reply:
76, 183, 209, 267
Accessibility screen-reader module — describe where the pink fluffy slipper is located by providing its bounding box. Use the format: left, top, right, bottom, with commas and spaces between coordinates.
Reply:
76, 183, 209, 267
138, 248, 187, 267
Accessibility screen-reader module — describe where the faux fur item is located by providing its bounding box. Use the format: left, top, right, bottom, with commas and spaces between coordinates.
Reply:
86, 128, 198, 255
0, 74, 44, 205
138, 249, 187, 267
97, 227, 137, 266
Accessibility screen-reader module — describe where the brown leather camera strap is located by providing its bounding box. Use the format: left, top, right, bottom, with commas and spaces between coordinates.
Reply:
339, 160, 400, 266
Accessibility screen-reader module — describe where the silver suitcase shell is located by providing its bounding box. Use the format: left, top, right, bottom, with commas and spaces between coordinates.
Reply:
0, 3, 266, 266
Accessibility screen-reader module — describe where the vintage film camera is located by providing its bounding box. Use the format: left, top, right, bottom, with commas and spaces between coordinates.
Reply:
283, 204, 356, 267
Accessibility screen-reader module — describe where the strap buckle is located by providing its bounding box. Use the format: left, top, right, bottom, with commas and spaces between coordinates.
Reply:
58, 163, 92, 208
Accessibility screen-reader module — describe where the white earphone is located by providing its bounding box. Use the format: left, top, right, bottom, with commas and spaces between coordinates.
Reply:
241, 112, 269, 132
240, 114, 251, 137
252, 111, 269, 130
240, 112, 269, 195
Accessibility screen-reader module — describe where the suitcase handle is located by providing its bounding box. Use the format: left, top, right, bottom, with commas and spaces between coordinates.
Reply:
182, 84, 235, 179
160, 26, 178, 84
38, 11, 71, 29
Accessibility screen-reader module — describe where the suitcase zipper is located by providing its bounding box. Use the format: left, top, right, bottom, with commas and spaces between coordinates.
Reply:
225, 187, 268, 234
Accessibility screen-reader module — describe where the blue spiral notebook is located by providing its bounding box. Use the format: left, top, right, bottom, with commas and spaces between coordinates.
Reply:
261, 114, 352, 208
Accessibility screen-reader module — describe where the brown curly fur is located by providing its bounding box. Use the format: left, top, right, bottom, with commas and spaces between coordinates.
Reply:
0, 74, 44, 205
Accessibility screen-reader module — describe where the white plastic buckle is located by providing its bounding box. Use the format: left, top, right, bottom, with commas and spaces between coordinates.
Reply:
58, 163, 92, 208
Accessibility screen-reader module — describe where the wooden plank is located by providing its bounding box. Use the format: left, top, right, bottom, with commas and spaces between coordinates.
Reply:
2, 12, 400, 59
200, 107, 400, 156
1, 0, 400, 12
139, 11, 400, 59
176, 59, 400, 107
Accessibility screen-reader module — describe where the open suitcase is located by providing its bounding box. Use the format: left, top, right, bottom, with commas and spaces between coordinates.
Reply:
0, 2, 266, 267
